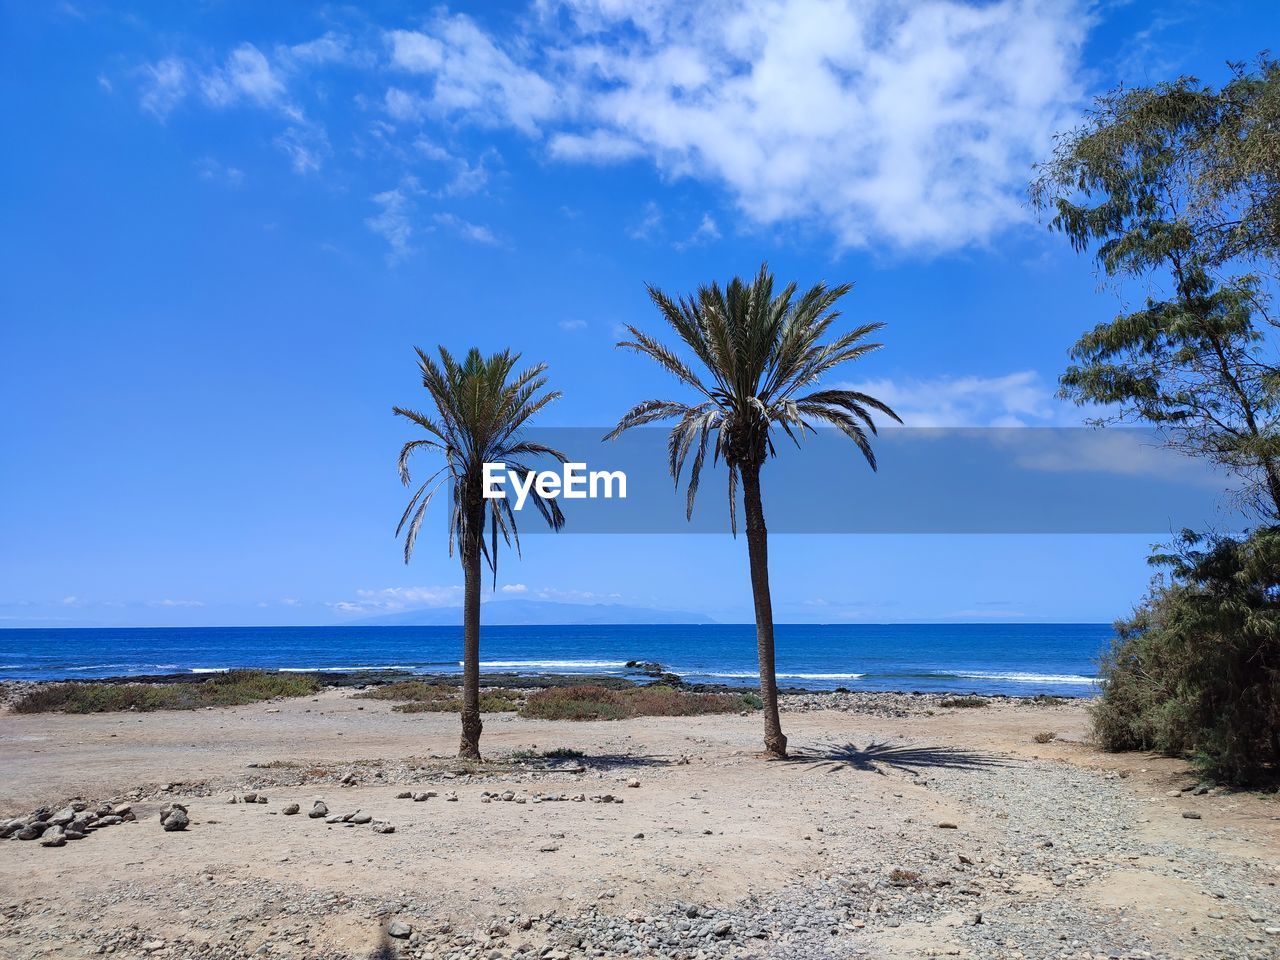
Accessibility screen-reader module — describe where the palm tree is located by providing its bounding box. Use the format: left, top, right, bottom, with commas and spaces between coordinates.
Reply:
607, 264, 899, 758
394, 346, 566, 760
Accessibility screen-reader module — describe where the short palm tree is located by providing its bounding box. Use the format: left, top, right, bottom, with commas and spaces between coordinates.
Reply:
607, 265, 899, 758
394, 346, 566, 760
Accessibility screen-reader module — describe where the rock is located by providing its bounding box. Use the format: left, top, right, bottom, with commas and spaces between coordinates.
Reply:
111, 803, 133, 818
63, 827, 86, 841
444, 791, 458, 802
1183, 811, 1202, 819
309, 801, 328, 819
96, 815, 123, 827
387, 920, 412, 939
40, 827, 66, 847
161, 808, 189, 832
540, 843, 560, 852
16, 823, 45, 840
371, 820, 395, 834
412, 792, 430, 802
281, 803, 300, 816
396, 791, 412, 799
713, 920, 732, 936
49, 807, 76, 827
633, 832, 645, 840
349, 812, 373, 825
626, 778, 640, 788
937, 822, 958, 829
242, 792, 258, 803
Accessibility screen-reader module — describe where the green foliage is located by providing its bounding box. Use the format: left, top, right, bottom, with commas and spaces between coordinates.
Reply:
1093, 528, 1280, 785
606, 263, 900, 529
11, 670, 321, 714
519, 684, 761, 721
938, 696, 989, 708
394, 346, 567, 571
508, 746, 586, 761
1032, 58, 1280, 517
355, 682, 522, 713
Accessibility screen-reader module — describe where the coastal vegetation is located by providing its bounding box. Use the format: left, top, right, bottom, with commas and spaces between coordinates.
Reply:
1093, 529, 1280, 784
356, 680, 762, 720
607, 264, 899, 757
354, 682, 523, 713
1035, 57, 1280, 784
394, 347, 566, 760
521, 684, 761, 720
10, 669, 320, 714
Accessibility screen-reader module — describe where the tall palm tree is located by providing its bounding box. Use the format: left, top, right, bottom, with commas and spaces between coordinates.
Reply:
394, 346, 566, 760
607, 265, 899, 758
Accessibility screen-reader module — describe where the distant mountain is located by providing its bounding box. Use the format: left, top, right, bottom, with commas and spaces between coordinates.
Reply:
348, 598, 715, 627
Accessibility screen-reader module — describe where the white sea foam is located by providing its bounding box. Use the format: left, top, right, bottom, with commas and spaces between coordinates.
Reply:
66, 664, 131, 671
475, 660, 628, 670
777, 672, 865, 680
948, 670, 1097, 686
190, 668, 230, 674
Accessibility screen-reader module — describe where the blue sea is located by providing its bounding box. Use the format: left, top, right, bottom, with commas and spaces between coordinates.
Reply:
0, 623, 1110, 697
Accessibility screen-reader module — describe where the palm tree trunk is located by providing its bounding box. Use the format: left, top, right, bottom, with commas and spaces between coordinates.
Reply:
458, 505, 484, 761
740, 461, 787, 758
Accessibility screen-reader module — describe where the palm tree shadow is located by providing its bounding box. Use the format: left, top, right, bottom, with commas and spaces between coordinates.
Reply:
788, 740, 1013, 775
580, 753, 679, 771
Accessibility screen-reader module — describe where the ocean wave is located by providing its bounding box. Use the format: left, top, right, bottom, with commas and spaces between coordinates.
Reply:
777, 672, 865, 680
66, 663, 132, 672
945, 670, 1097, 686
698, 671, 760, 678
190, 668, 230, 674
476, 660, 628, 670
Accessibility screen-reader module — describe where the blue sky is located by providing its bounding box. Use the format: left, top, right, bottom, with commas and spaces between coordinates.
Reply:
1, 0, 1273, 627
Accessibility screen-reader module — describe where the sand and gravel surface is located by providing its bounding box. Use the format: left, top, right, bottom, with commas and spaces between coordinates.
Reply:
2, 688, 1279, 959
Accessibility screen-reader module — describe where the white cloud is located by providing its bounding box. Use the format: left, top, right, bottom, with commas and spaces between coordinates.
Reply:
675, 212, 720, 250
628, 200, 663, 240
139, 58, 188, 118
196, 157, 245, 186
366, 178, 422, 261
844, 370, 1070, 427
382, 0, 1088, 250
501, 583, 528, 593
201, 43, 289, 111
386, 17, 560, 134
434, 212, 499, 245
559, 318, 588, 332
147, 598, 205, 608
330, 585, 465, 615
134, 0, 1091, 252
275, 125, 329, 174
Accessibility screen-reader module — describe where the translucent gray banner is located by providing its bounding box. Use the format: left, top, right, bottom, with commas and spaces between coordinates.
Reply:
478, 427, 1248, 534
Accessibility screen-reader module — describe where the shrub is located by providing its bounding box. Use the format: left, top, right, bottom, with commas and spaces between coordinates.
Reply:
1029, 694, 1068, 706
11, 670, 321, 714
1033, 731, 1056, 744
520, 684, 760, 721
356, 682, 522, 713
1093, 528, 1280, 785
938, 696, 989, 709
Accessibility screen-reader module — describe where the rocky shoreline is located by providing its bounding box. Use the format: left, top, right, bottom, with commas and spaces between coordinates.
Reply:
0, 662, 1088, 711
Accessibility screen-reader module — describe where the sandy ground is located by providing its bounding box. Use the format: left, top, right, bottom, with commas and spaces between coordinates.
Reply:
1, 691, 1279, 959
